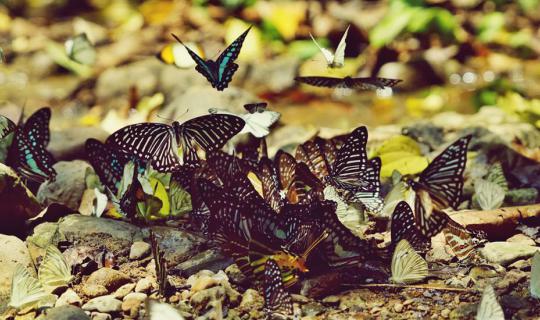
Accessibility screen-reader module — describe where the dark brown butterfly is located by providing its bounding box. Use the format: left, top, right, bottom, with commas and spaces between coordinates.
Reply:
262, 259, 293, 319
295, 76, 402, 90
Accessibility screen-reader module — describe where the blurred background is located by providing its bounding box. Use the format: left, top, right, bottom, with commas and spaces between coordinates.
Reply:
0, 0, 539, 156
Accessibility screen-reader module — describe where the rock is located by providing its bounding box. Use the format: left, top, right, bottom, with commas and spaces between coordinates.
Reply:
56, 288, 82, 307
37, 160, 91, 210
83, 284, 109, 298
135, 277, 153, 293
0, 163, 42, 235
506, 234, 536, 246
441, 308, 451, 318
495, 269, 528, 290
247, 55, 300, 92
291, 294, 309, 304
59, 214, 143, 243
224, 263, 246, 286
113, 283, 135, 299
26, 222, 61, 263
190, 286, 226, 313
480, 242, 539, 265
175, 248, 232, 277
82, 295, 122, 313
84, 268, 132, 295
508, 259, 530, 270
321, 295, 340, 306
129, 241, 151, 260
0, 234, 34, 313
90, 312, 111, 320
122, 292, 147, 318
42, 305, 90, 320
49, 127, 109, 161
239, 289, 261, 308
151, 227, 204, 268
393, 302, 403, 313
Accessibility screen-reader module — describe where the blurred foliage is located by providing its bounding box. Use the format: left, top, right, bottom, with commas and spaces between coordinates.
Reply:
496, 92, 540, 128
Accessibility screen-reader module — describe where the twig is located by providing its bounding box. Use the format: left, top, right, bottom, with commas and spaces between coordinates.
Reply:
450, 204, 540, 228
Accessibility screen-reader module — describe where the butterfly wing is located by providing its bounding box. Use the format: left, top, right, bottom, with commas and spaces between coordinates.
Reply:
295, 76, 344, 88
263, 259, 293, 318
106, 123, 181, 172
390, 201, 431, 253
38, 245, 72, 291
0, 115, 15, 139
332, 25, 350, 68
476, 285, 505, 320
296, 139, 330, 182
10, 107, 56, 183
86, 138, 131, 195
309, 33, 335, 66
418, 135, 472, 209
241, 110, 280, 138
244, 102, 268, 113
65, 33, 96, 65
214, 26, 251, 90
259, 157, 285, 213
349, 77, 402, 90
350, 157, 383, 213
171, 34, 217, 86
390, 239, 428, 284
9, 264, 51, 310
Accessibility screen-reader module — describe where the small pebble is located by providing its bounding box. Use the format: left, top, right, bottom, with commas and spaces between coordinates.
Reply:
441, 308, 451, 318
113, 283, 136, 299
393, 303, 403, 313
56, 288, 82, 307
82, 295, 122, 313
129, 241, 151, 260
90, 312, 111, 320
135, 277, 153, 293
321, 295, 340, 305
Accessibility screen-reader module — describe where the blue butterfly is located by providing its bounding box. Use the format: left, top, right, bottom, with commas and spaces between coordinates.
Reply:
172, 26, 251, 91
2, 108, 56, 183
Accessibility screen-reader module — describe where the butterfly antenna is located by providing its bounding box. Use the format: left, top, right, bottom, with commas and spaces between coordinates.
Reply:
156, 113, 174, 121
175, 108, 189, 121
301, 229, 329, 260
170, 33, 184, 45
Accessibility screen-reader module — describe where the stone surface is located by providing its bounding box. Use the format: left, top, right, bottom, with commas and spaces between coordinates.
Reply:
122, 292, 147, 318
59, 214, 143, 243
37, 160, 92, 210
135, 277, 153, 293
175, 248, 232, 277
56, 288, 82, 307
82, 295, 122, 313
151, 226, 205, 267
129, 241, 151, 260
42, 305, 91, 320
0, 234, 34, 313
480, 242, 539, 265
506, 233, 536, 246
84, 268, 132, 295
113, 283, 136, 299
90, 312, 111, 320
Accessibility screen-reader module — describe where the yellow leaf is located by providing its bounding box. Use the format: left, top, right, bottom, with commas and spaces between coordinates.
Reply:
248, 171, 263, 197
374, 135, 428, 177
225, 19, 263, 62
149, 178, 169, 217
257, 1, 307, 40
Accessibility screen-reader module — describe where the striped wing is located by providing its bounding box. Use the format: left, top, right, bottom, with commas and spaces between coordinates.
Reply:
390, 239, 428, 284
350, 157, 383, 213
476, 285, 505, 320
263, 259, 293, 318
295, 76, 344, 88
0, 114, 15, 139
349, 77, 402, 90
215, 26, 251, 91
86, 138, 131, 195
326, 126, 370, 192
259, 157, 284, 213
418, 135, 472, 209
9, 107, 56, 183
296, 139, 330, 182
107, 123, 181, 172
390, 201, 431, 253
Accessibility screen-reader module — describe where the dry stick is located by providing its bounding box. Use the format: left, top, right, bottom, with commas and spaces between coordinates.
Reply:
448, 204, 540, 229
354, 283, 478, 293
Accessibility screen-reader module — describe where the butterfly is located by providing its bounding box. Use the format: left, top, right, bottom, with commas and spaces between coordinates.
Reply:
262, 259, 294, 319
530, 251, 540, 299
347, 157, 384, 213
106, 114, 245, 172
4, 107, 57, 183
443, 222, 486, 261
172, 26, 251, 91
150, 230, 168, 296
407, 135, 472, 235
310, 25, 349, 68
295, 139, 331, 182
474, 179, 505, 210
295, 76, 402, 91
145, 299, 186, 320
209, 102, 280, 138
390, 239, 428, 284
476, 285, 505, 320
65, 33, 96, 66
38, 245, 73, 291
0, 114, 15, 139
9, 264, 55, 310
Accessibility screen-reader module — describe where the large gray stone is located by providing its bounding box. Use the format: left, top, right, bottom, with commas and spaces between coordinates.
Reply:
59, 214, 142, 243
43, 305, 90, 320
480, 242, 539, 265
37, 160, 91, 210
151, 226, 205, 267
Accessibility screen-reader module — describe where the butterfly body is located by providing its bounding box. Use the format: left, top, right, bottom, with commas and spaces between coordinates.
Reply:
172, 27, 251, 91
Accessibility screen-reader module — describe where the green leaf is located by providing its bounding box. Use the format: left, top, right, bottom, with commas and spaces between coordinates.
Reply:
369, 2, 416, 48
477, 12, 505, 42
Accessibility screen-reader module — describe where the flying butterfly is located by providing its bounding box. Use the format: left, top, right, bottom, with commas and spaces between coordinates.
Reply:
5, 107, 57, 183
390, 239, 428, 285
262, 259, 294, 319
310, 25, 349, 68
209, 102, 280, 138
476, 285, 505, 320
295, 76, 402, 91
65, 33, 96, 66
531, 251, 540, 299
106, 114, 245, 172
407, 135, 472, 236
172, 26, 251, 91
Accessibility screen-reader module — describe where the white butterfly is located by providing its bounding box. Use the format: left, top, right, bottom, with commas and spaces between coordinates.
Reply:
9, 265, 54, 310
65, 33, 96, 66
390, 239, 428, 284
209, 103, 280, 138
310, 25, 350, 68
474, 179, 505, 210
145, 299, 185, 320
476, 285, 505, 320
38, 245, 73, 292
531, 251, 540, 299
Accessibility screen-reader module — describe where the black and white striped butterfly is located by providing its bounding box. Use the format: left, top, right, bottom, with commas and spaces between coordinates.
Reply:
106, 114, 245, 172
172, 26, 251, 91
262, 259, 293, 319
3, 108, 56, 183
408, 135, 472, 235
295, 76, 402, 90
